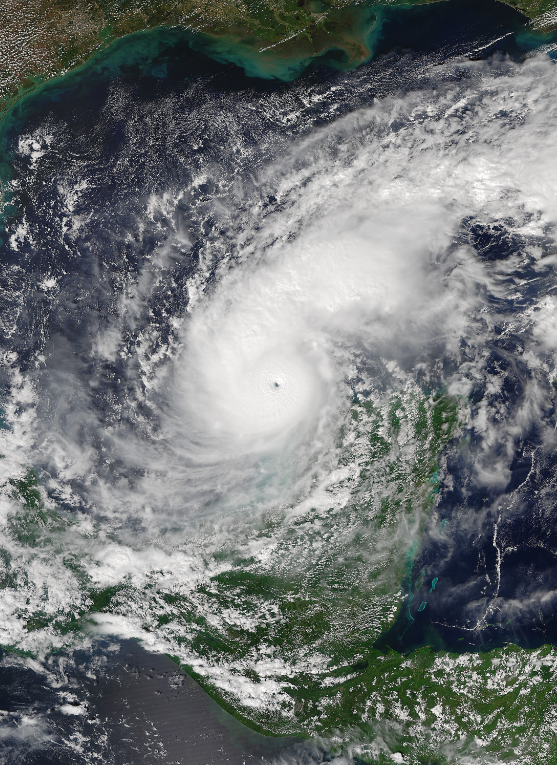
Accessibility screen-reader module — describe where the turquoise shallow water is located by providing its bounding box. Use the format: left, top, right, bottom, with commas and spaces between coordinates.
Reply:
0, 0, 557, 652
0, 0, 544, 239
1, 0, 556, 240
3, 2, 557, 760
0, 0, 553, 141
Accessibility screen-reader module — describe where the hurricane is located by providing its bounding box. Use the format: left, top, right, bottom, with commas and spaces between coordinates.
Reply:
4, 35, 557, 763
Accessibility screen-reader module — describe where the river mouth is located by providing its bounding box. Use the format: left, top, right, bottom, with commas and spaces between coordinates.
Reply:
3, 1, 557, 763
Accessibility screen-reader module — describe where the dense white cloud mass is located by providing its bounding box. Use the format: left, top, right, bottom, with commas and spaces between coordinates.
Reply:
102, 54, 557, 523
3, 48, 557, 757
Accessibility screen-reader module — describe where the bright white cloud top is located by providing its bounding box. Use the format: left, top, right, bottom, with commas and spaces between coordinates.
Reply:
2, 48, 557, 763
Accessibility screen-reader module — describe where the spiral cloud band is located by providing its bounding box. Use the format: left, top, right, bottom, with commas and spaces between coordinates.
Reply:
2, 50, 557, 755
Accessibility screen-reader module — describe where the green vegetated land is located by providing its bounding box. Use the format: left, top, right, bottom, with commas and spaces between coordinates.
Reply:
5, 477, 557, 765
0, 0, 556, 125
5, 396, 557, 763
1, 4, 557, 757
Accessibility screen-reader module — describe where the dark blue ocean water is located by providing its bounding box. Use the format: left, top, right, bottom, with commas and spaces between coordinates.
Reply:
2, 0, 557, 760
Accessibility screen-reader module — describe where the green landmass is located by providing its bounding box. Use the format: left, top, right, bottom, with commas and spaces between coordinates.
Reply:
2, 1, 557, 753
0, 0, 555, 127
5, 471, 557, 764
3, 394, 550, 765
2, 388, 557, 762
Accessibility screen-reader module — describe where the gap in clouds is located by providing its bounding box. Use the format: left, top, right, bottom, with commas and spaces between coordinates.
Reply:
3, 42, 557, 744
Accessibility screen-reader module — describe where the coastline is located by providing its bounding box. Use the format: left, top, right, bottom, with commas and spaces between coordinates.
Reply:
4, 1, 557, 757
0, 0, 396, 125
0, 2, 385, 230
2, 0, 555, 230
0, 0, 532, 230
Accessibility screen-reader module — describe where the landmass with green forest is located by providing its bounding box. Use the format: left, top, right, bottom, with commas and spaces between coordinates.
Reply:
1, 0, 556, 124
3, 1, 557, 763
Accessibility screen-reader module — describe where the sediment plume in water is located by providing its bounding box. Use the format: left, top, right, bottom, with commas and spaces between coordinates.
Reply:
2, 31, 557, 760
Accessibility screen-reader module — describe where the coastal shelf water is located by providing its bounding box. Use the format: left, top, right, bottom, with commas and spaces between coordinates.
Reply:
3, 1, 557, 762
